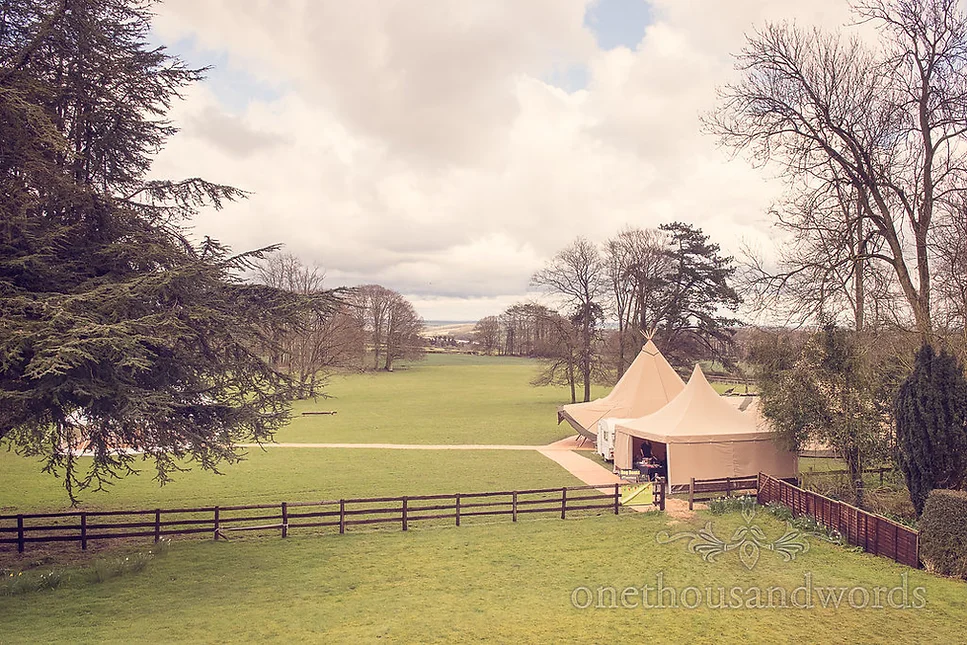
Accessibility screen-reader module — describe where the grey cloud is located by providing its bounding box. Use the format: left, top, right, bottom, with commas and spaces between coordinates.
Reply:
150, 0, 850, 319
188, 106, 287, 156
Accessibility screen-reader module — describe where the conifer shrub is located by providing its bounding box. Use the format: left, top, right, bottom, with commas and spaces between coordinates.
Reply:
918, 489, 967, 578
894, 345, 967, 514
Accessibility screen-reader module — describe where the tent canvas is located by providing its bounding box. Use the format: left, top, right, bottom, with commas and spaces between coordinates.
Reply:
613, 365, 797, 486
557, 340, 685, 440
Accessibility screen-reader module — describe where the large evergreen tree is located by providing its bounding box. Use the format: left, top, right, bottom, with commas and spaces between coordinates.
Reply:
651, 222, 741, 366
0, 0, 339, 500
895, 344, 967, 514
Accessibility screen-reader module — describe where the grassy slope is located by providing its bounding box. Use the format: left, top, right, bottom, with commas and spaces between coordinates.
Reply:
1, 511, 963, 644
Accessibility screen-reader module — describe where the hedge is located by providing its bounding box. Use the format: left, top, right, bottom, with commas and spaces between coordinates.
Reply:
919, 489, 967, 579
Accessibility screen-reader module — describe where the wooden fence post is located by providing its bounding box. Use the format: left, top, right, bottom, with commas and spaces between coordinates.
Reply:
213, 507, 220, 541
16, 515, 24, 553
725, 477, 732, 496
659, 479, 665, 512
613, 483, 620, 515
281, 502, 288, 538
402, 497, 408, 531
561, 488, 567, 520
80, 513, 87, 551
455, 495, 461, 527
154, 509, 161, 543
689, 477, 695, 511
893, 523, 899, 562
512, 492, 518, 522
339, 500, 346, 534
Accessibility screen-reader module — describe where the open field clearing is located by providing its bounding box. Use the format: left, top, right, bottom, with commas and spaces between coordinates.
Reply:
1, 355, 593, 514
276, 353, 607, 445
1, 511, 964, 644
0, 449, 584, 515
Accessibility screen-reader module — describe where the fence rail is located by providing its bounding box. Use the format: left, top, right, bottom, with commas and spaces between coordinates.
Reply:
757, 473, 920, 568
0, 484, 625, 553
799, 467, 897, 489
687, 476, 758, 510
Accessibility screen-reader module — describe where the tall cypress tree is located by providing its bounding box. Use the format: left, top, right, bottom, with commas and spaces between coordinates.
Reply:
0, 1, 340, 500
895, 344, 967, 514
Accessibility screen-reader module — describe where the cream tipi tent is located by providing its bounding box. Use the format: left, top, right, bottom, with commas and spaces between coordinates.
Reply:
557, 339, 685, 440
613, 364, 797, 487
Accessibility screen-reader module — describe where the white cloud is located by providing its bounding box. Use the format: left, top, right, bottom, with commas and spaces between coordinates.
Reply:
151, 0, 852, 319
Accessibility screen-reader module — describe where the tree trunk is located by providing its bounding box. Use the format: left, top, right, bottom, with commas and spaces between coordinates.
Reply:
844, 443, 864, 508
582, 318, 592, 403
568, 360, 576, 404
854, 209, 865, 333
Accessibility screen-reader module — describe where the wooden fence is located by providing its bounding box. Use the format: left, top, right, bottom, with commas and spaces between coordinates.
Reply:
757, 473, 920, 568
0, 484, 624, 553
799, 467, 897, 489
687, 475, 758, 510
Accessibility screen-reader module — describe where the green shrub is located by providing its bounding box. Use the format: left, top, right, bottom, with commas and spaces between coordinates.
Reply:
919, 489, 967, 578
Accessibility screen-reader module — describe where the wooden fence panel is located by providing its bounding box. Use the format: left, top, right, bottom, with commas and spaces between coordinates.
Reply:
757, 473, 919, 569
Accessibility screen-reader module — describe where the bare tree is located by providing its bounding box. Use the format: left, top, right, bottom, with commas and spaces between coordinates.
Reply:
936, 203, 967, 358
604, 227, 671, 375
708, 0, 967, 340
255, 253, 360, 396
532, 237, 607, 402
383, 293, 425, 371
472, 316, 501, 354
353, 284, 393, 370
352, 284, 425, 371
529, 308, 582, 404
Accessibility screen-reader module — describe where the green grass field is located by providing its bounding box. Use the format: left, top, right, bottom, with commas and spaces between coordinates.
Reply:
1, 510, 963, 644
277, 353, 606, 445
1, 354, 592, 514
0, 449, 583, 513
1, 353, 964, 643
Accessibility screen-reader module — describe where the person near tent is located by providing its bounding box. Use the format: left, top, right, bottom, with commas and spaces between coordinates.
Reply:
635, 442, 661, 481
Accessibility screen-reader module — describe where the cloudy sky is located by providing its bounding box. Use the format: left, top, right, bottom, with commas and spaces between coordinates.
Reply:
150, 0, 852, 321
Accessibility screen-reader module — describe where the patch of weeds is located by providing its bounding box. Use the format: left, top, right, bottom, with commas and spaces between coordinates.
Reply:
761, 502, 846, 545
1, 568, 68, 595
1, 571, 32, 595
707, 494, 757, 515
91, 538, 171, 584
36, 569, 67, 590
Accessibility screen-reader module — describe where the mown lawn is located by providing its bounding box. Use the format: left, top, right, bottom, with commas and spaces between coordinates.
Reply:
277, 353, 607, 445
1, 354, 594, 514
0, 449, 582, 514
0, 510, 963, 644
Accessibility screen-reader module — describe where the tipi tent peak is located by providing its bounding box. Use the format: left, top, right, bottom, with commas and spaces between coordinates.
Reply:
556, 340, 684, 440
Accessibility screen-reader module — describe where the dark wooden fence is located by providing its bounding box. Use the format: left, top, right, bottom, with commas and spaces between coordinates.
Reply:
0, 484, 624, 553
757, 473, 920, 568
687, 475, 758, 510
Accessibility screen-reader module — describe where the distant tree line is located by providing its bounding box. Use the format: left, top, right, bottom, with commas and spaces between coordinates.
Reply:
473, 222, 741, 403
254, 254, 425, 395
